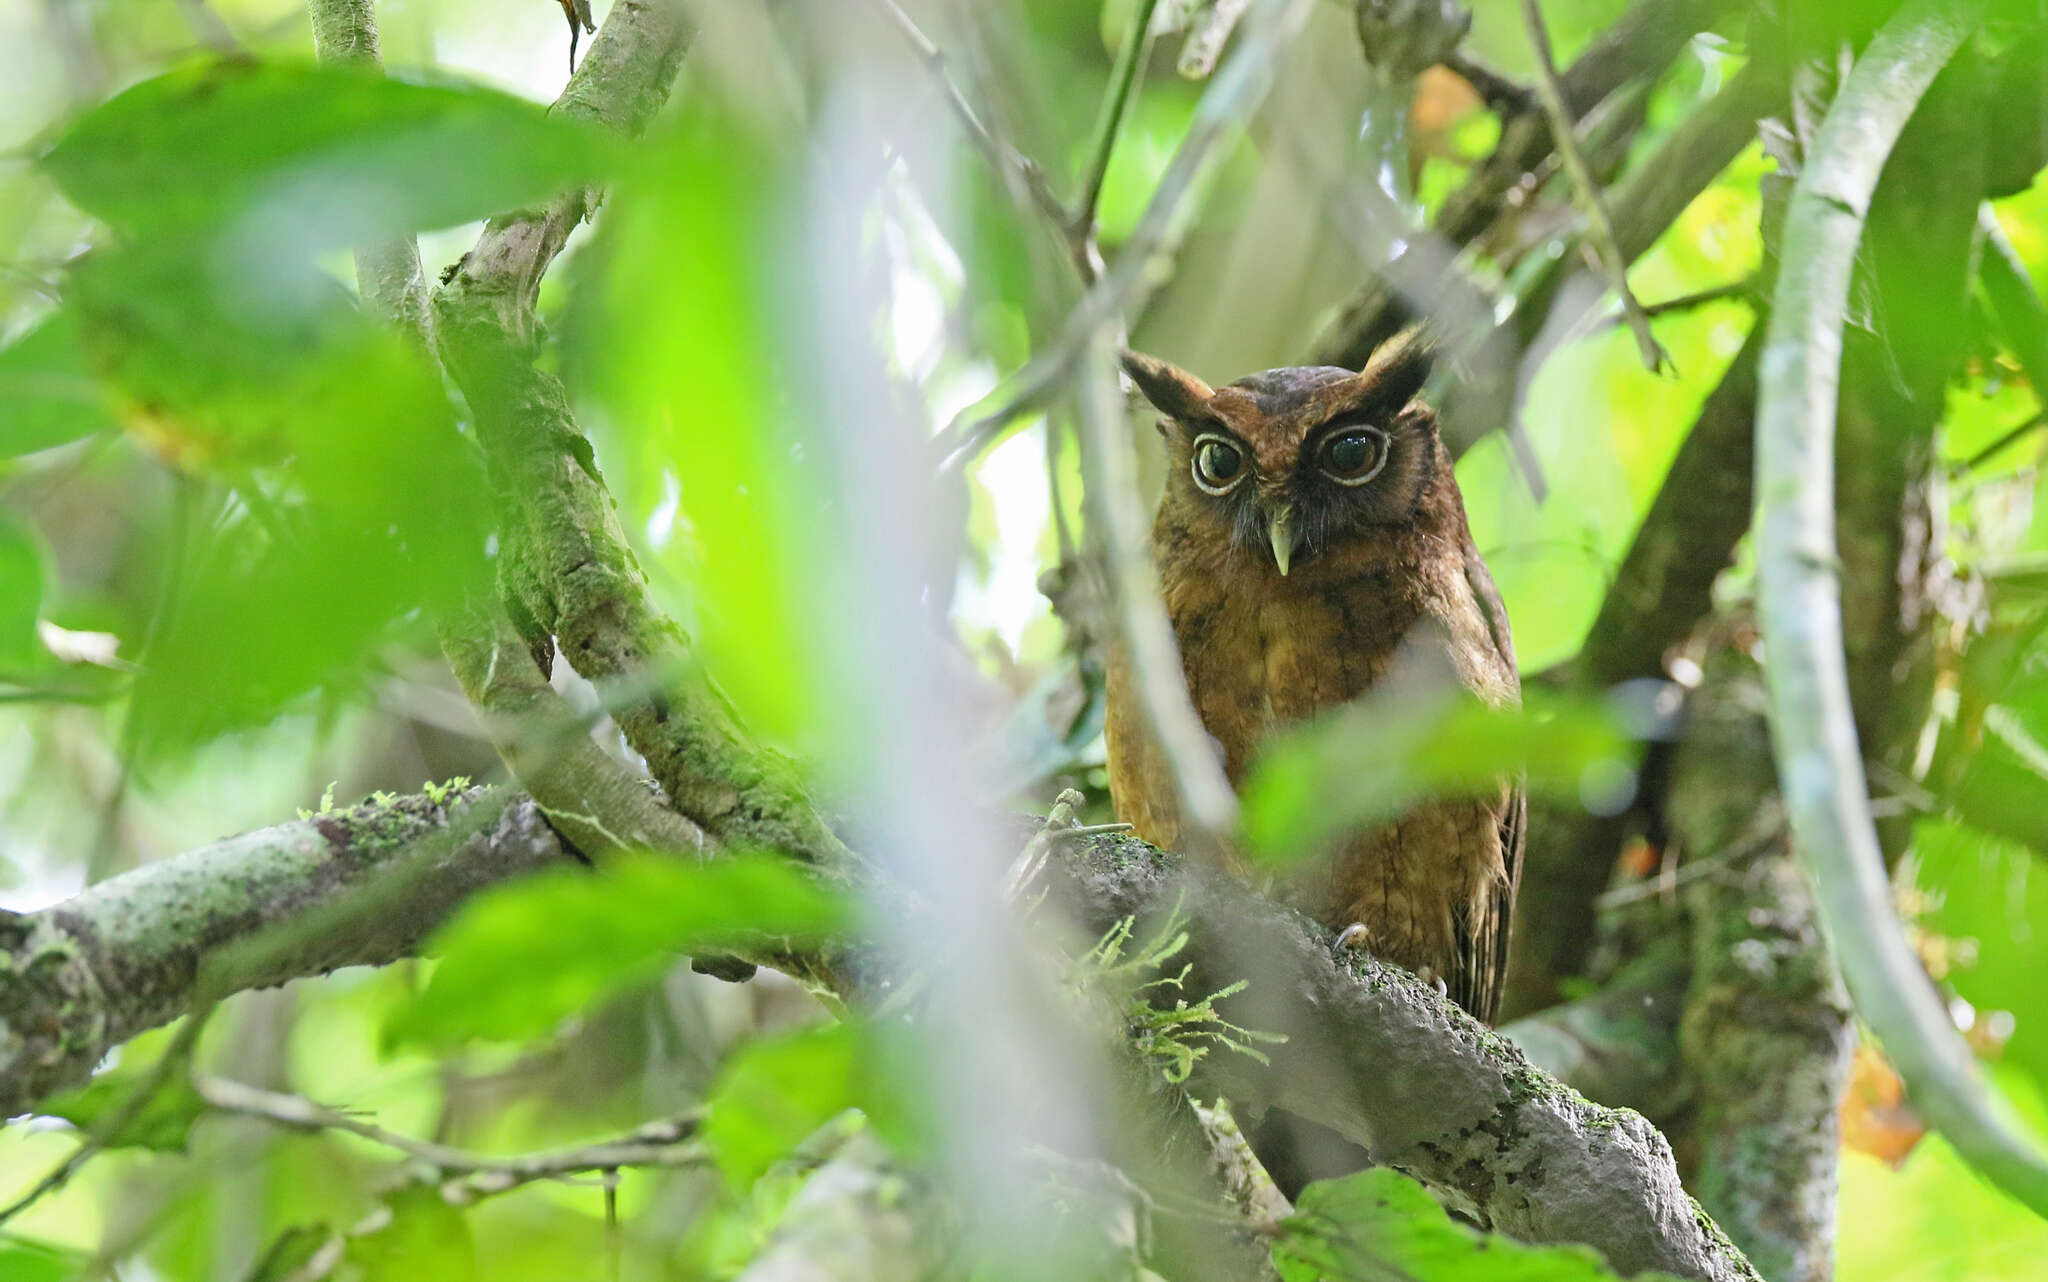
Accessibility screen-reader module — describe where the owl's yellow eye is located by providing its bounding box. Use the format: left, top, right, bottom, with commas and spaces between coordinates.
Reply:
1320, 428, 1388, 485
1192, 435, 1246, 494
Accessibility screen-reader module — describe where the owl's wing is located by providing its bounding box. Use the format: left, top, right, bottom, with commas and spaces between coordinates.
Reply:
1451, 785, 1525, 1024
1456, 534, 1524, 1025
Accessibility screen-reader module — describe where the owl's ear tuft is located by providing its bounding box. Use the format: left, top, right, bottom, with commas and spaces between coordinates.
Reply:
1353, 326, 1435, 411
1120, 349, 1215, 423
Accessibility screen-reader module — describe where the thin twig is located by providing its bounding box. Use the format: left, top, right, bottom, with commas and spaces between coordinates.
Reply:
1519, 0, 1668, 373
934, 0, 1316, 474
1752, 0, 2048, 1217
1072, 0, 1165, 281
1178, 0, 1251, 78
1440, 50, 1532, 113
1076, 341, 1239, 843
1958, 409, 2048, 473
194, 1075, 706, 1203
867, 0, 1070, 240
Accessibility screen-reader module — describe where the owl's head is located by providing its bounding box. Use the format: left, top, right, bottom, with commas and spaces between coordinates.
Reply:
1120, 332, 1440, 576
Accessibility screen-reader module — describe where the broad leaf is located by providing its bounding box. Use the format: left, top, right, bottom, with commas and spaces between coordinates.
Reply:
39, 1064, 207, 1152
0, 310, 110, 457
346, 1186, 478, 1282
0, 1236, 88, 1282
0, 514, 47, 673
1274, 1167, 1686, 1281
44, 59, 615, 247
1243, 687, 1635, 864
66, 241, 490, 758
704, 1022, 864, 1189
385, 853, 848, 1051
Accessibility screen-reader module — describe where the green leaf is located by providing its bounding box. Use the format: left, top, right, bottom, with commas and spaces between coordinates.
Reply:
1242, 687, 1636, 865
385, 853, 849, 1051
564, 104, 830, 746
44, 59, 615, 245
704, 1022, 863, 1189
39, 1064, 207, 1152
0, 514, 47, 674
241, 1226, 337, 1282
0, 310, 110, 457
1273, 1167, 1686, 1281
346, 1186, 477, 1282
0, 1235, 89, 1282
66, 240, 491, 759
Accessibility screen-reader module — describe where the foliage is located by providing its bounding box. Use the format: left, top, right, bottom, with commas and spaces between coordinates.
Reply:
1075, 910, 1285, 1083
0, 0, 2042, 1279
1274, 1167, 1686, 1282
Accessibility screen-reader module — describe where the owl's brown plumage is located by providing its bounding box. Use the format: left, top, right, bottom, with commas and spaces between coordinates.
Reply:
1105, 333, 1523, 1023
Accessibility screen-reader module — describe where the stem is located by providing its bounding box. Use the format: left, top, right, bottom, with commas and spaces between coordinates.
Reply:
1072, 0, 1164, 279
1519, 0, 1666, 372
1753, 0, 2048, 1219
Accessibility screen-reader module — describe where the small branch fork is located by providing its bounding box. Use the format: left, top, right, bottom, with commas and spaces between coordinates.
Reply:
193, 1075, 706, 1204
1519, 0, 1668, 373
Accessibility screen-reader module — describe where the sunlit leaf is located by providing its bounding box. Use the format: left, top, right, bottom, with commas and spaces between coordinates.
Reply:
0, 310, 110, 457
39, 1064, 206, 1152
1242, 687, 1636, 864
1273, 1166, 1686, 1281
0, 514, 47, 674
44, 59, 615, 248
0, 1236, 88, 1282
565, 103, 830, 745
385, 853, 848, 1051
704, 1022, 863, 1190
346, 1185, 478, 1282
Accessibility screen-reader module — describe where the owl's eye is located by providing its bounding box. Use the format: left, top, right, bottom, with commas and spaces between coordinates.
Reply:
1320, 427, 1389, 486
1192, 435, 1246, 494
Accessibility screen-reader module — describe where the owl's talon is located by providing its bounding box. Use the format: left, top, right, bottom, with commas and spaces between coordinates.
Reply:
1335, 923, 1372, 950
1415, 966, 1449, 1000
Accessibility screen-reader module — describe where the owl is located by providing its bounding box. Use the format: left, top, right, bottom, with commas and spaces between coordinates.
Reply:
1104, 332, 1523, 1024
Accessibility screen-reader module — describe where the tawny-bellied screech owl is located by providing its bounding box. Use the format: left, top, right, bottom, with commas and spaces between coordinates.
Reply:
1104, 332, 1523, 1024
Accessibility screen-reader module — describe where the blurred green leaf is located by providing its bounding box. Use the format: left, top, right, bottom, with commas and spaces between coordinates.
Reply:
346, 1185, 477, 1282
1274, 1166, 1684, 1281
386, 853, 848, 1051
1242, 687, 1635, 864
39, 1064, 206, 1152
1938, 609, 2048, 853
565, 103, 830, 745
44, 59, 614, 247
0, 310, 111, 457
704, 1022, 862, 1189
0, 513, 47, 673
0, 1235, 88, 1282
65, 240, 490, 759
241, 1226, 336, 1282
1911, 819, 2048, 1096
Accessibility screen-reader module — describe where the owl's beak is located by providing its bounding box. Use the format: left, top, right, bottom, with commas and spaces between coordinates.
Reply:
1266, 503, 1301, 576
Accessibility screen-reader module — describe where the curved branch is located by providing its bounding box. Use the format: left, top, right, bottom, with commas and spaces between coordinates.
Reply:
0, 791, 572, 1116
1752, 0, 2048, 1218
0, 793, 1760, 1279
1057, 834, 1760, 1282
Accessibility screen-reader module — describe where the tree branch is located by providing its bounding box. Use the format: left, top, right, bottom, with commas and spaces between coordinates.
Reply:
0, 790, 571, 1116
309, 0, 431, 340
0, 789, 1762, 1279
1753, 0, 2048, 1218
1053, 835, 1760, 1282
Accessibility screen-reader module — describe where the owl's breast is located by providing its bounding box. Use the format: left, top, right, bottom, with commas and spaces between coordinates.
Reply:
1164, 555, 1420, 783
